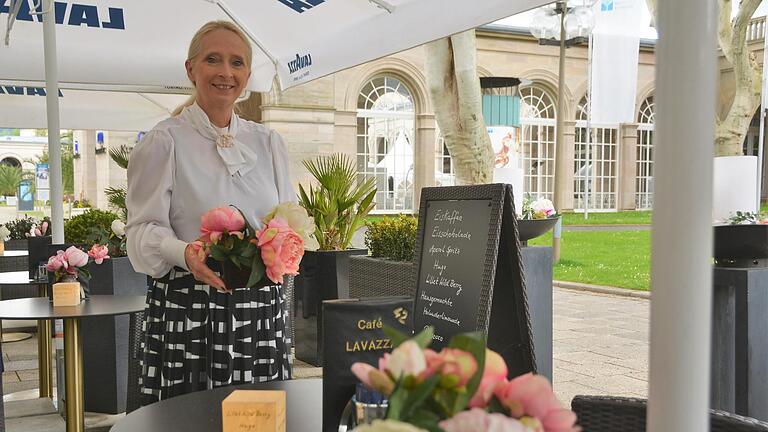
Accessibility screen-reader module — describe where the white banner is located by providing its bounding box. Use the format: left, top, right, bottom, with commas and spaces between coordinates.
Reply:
589, 0, 642, 124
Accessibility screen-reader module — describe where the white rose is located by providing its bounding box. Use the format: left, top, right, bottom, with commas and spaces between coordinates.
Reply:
111, 220, 126, 237
0, 226, 10, 241
264, 202, 317, 249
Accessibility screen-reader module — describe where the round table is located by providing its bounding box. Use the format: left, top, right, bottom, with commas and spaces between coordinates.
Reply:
111, 378, 322, 432
0, 270, 46, 342
0, 295, 146, 432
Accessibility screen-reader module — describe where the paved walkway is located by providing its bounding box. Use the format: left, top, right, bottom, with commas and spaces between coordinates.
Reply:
1, 287, 650, 429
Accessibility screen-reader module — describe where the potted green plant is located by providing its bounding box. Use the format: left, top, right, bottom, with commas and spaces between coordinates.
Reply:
295, 153, 376, 366
349, 214, 417, 299
64, 208, 148, 414
3, 216, 36, 250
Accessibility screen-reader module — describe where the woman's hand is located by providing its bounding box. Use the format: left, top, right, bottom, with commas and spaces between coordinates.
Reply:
184, 241, 230, 293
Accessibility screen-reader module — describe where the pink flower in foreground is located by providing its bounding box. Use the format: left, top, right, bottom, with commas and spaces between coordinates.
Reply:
351, 362, 395, 396
64, 246, 89, 268
188, 240, 208, 262
470, 349, 509, 408
541, 408, 580, 432
255, 217, 304, 284
420, 347, 477, 387
494, 373, 562, 421
200, 207, 245, 244
378, 340, 426, 379
87, 244, 110, 264
439, 408, 529, 432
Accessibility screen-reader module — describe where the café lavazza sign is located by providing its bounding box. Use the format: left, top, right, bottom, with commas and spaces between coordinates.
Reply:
412, 183, 537, 377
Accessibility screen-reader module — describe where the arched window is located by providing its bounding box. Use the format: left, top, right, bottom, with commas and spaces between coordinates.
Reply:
574, 95, 619, 211
357, 76, 415, 213
636, 96, 655, 209
0, 157, 21, 168
434, 127, 455, 187
519, 86, 557, 200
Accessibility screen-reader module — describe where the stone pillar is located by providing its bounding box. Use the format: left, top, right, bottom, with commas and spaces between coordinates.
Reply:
413, 114, 436, 210
559, 120, 577, 212
74, 130, 98, 204
618, 123, 639, 210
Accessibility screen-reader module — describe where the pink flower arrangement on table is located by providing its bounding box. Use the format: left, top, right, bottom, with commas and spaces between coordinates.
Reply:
351, 328, 579, 432
198, 202, 315, 288
46, 245, 108, 282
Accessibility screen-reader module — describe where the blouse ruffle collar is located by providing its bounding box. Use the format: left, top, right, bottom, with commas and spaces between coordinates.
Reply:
180, 102, 257, 176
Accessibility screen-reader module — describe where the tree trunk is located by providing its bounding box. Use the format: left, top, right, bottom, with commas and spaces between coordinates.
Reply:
425, 30, 493, 185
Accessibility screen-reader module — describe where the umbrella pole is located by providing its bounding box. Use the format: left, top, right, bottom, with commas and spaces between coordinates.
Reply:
647, 0, 716, 430
42, 0, 64, 244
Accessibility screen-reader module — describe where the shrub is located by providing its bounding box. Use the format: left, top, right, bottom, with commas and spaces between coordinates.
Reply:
64, 208, 119, 244
3, 216, 36, 240
365, 214, 417, 262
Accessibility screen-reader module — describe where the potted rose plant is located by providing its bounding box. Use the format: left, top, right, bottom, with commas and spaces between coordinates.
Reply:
295, 153, 376, 366
350, 327, 579, 432
196, 203, 313, 289
517, 196, 560, 245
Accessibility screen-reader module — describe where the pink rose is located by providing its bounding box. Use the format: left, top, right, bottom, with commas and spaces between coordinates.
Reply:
64, 246, 89, 268
87, 244, 110, 265
200, 207, 245, 244
420, 348, 478, 387
255, 217, 304, 284
351, 362, 395, 396
541, 408, 580, 432
439, 408, 529, 432
46, 251, 65, 272
470, 349, 509, 408
379, 340, 426, 379
494, 373, 562, 421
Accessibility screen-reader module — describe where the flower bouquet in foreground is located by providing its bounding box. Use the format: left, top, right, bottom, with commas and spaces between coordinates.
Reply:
196, 202, 316, 289
351, 327, 579, 432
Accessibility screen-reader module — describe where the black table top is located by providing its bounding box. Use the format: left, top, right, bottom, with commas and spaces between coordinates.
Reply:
111, 379, 322, 432
0, 295, 145, 320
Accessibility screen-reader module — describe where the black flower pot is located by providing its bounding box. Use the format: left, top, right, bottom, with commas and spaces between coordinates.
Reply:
293, 248, 367, 366
220, 260, 272, 289
714, 224, 768, 267
517, 217, 560, 244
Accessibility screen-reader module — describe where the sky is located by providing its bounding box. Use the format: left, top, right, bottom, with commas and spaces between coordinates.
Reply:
494, 0, 768, 41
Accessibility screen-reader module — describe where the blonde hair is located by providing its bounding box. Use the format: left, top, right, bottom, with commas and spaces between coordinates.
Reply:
172, 21, 252, 116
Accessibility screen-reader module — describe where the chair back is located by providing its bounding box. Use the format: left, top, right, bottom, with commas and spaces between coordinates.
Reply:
572, 395, 768, 432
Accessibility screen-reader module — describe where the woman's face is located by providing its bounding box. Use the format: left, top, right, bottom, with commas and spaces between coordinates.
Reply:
186, 28, 251, 112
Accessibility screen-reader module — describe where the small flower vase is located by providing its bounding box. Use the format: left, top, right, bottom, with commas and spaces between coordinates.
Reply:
52, 274, 83, 306
220, 260, 272, 290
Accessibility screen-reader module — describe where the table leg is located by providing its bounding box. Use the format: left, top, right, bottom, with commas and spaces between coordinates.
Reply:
64, 318, 84, 432
38, 283, 53, 398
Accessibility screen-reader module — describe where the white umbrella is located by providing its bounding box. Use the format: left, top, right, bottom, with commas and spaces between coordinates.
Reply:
0, 84, 187, 130
1, 0, 550, 245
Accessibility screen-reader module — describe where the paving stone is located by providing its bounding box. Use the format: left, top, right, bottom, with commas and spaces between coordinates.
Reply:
6, 413, 65, 432
572, 374, 649, 397
2, 371, 20, 385
4, 398, 57, 419
3, 379, 42, 394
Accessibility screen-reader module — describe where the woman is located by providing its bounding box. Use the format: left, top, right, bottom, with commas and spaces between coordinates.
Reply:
126, 21, 293, 405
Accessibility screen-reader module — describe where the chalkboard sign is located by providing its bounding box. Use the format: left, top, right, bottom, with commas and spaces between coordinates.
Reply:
412, 184, 536, 377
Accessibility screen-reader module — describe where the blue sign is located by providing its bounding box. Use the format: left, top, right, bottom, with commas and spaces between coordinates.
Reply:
0, 85, 63, 97
17, 180, 33, 211
0, 1, 125, 29
277, 0, 325, 13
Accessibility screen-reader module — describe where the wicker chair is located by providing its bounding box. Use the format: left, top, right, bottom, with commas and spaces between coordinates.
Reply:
572, 395, 768, 432
125, 310, 145, 413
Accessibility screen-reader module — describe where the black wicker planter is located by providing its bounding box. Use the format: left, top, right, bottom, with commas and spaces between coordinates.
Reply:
293, 248, 367, 366
82, 256, 149, 414
4, 239, 28, 251
349, 255, 414, 299
714, 224, 768, 267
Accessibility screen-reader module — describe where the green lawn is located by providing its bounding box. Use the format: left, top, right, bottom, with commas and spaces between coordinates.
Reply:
560, 211, 652, 226
529, 230, 651, 290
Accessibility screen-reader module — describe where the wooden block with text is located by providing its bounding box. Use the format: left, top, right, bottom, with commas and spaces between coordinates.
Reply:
52, 281, 81, 307
222, 390, 286, 432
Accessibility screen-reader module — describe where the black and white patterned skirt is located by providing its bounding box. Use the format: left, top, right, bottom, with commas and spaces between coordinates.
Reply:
139, 267, 292, 406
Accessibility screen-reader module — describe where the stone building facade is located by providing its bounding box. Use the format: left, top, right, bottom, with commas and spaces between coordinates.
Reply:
69, 20, 768, 214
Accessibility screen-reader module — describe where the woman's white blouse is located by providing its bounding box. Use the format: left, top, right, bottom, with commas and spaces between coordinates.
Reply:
126, 103, 296, 278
